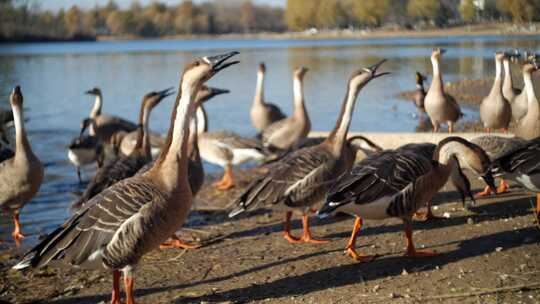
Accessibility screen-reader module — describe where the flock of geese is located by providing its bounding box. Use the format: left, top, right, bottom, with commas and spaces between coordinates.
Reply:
0, 48, 538, 304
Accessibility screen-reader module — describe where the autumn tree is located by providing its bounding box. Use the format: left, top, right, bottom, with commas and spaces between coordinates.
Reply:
407, 0, 441, 23
459, 0, 476, 23
285, 0, 320, 30
315, 0, 346, 29
241, 1, 256, 32
496, 0, 540, 22
353, 0, 390, 27
65, 5, 83, 36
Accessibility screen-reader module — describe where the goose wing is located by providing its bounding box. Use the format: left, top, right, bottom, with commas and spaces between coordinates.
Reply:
492, 138, 540, 175
323, 151, 432, 213
72, 154, 149, 210
230, 144, 336, 216
16, 176, 163, 270
266, 102, 286, 122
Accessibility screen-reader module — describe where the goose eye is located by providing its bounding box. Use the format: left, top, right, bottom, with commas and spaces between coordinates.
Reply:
194, 61, 200, 67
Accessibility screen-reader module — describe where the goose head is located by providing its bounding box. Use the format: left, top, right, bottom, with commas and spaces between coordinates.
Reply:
431, 48, 446, 61
196, 85, 230, 104
142, 87, 174, 110
10, 86, 23, 108
349, 59, 389, 92
415, 71, 427, 84
84, 87, 101, 96
448, 155, 476, 209
434, 136, 496, 192
181, 51, 240, 92
258, 62, 266, 74
495, 51, 505, 63
294, 67, 309, 80
522, 62, 538, 75
506, 49, 521, 63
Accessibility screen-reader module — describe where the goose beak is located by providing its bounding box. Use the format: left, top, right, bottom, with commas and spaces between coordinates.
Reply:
482, 171, 497, 193
363, 59, 390, 78
203, 51, 240, 73
158, 87, 175, 99
209, 87, 230, 96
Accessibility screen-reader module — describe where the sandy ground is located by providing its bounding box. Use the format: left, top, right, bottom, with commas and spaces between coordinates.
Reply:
1, 79, 540, 304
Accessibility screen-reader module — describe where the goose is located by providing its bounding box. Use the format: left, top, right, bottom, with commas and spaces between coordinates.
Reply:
261, 67, 311, 151
13, 51, 240, 304
67, 118, 104, 183
229, 60, 389, 244
480, 52, 512, 132
413, 71, 427, 114
397, 142, 495, 220
514, 62, 540, 140
471, 135, 526, 197
424, 48, 463, 133
71, 88, 173, 210
84, 87, 138, 145
0, 87, 43, 246
250, 63, 286, 133
318, 137, 493, 261
490, 137, 540, 223
502, 51, 522, 106
118, 85, 228, 157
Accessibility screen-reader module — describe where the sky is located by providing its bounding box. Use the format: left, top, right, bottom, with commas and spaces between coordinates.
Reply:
40, 0, 286, 11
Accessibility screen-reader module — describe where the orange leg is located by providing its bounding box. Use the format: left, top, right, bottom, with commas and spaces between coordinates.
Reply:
283, 211, 301, 243
111, 270, 121, 304
448, 123, 454, 134
124, 275, 135, 304
475, 185, 493, 198
404, 221, 439, 258
413, 201, 443, 221
214, 165, 235, 190
160, 234, 201, 249
12, 212, 25, 246
496, 179, 509, 194
299, 214, 330, 244
485, 128, 491, 133
432, 124, 439, 133
345, 217, 377, 262
501, 128, 509, 134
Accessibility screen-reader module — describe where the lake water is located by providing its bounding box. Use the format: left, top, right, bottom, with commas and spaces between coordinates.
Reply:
1, 35, 539, 244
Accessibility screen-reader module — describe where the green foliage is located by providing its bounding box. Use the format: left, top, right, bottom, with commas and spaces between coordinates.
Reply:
459, 0, 476, 23
285, 0, 320, 30
315, 0, 346, 29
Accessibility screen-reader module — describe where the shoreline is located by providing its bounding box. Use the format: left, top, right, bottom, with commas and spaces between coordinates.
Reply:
2, 23, 539, 44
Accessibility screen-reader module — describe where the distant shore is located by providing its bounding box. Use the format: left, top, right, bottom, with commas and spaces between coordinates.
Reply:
97, 22, 540, 42
2, 23, 539, 44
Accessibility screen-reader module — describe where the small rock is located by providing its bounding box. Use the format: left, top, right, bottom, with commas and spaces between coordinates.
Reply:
520, 264, 527, 270
433, 206, 439, 210
435, 266, 440, 270
495, 247, 503, 252
401, 269, 409, 276
499, 274, 509, 281
443, 212, 451, 218
389, 292, 399, 299
372, 285, 380, 292
467, 218, 474, 225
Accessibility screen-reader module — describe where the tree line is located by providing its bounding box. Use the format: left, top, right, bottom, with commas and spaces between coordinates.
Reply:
1, 0, 540, 42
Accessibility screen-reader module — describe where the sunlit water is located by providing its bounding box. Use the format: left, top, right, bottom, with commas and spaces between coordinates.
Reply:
1, 35, 539, 245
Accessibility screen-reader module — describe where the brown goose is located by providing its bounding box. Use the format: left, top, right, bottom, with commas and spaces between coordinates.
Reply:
472, 135, 526, 197
71, 88, 173, 210
480, 52, 511, 132
413, 71, 427, 113
84, 87, 138, 146
14, 51, 240, 304
490, 137, 540, 223
424, 48, 463, 133
262, 67, 311, 151
319, 137, 494, 261
0, 87, 43, 246
229, 60, 389, 244
514, 62, 540, 140
250, 63, 286, 133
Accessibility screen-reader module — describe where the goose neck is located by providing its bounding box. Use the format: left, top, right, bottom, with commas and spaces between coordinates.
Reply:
327, 84, 359, 154
430, 57, 443, 91
90, 94, 102, 118
12, 104, 31, 157
502, 59, 513, 91
292, 76, 307, 119
489, 59, 503, 94
254, 71, 265, 105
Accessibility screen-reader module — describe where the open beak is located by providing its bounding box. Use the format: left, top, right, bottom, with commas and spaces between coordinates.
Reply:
158, 87, 175, 99
363, 59, 390, 78
209, 87, 230, 97
203, 51, 240, 74
84, 89, 94, 95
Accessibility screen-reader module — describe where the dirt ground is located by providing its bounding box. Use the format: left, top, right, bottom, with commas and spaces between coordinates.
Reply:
1, 78, 540, 304
1, 168, 539, 304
